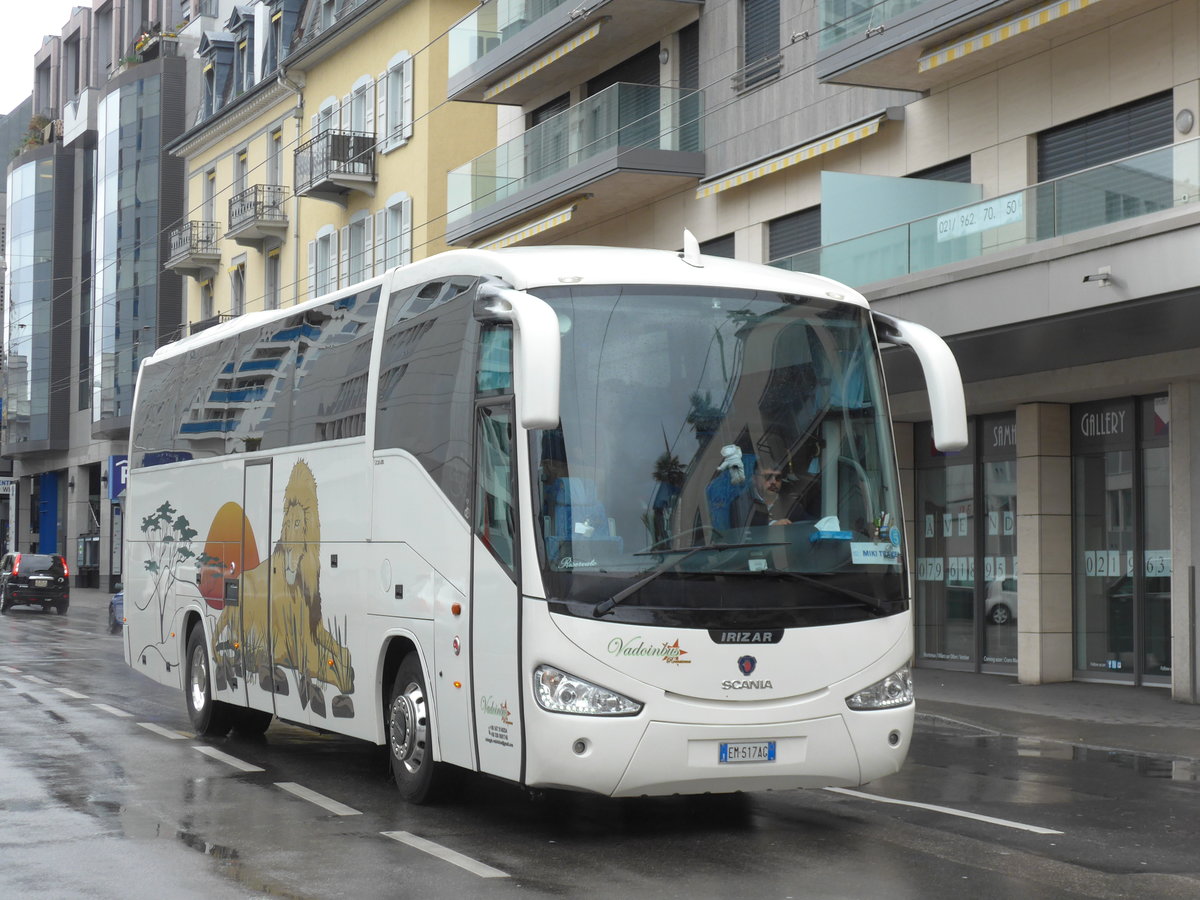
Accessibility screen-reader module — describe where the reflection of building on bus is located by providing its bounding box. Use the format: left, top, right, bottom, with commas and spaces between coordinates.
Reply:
124, 241, 964, 803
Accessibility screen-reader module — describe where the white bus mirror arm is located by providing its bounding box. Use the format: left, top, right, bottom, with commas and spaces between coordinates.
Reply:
477, 283, 562, 429
872, 311, 968, 452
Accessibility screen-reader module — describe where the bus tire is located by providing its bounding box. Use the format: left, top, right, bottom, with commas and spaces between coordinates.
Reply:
388, 654, 442, 804
185, 626, 233, 737
230, 707, 274, 737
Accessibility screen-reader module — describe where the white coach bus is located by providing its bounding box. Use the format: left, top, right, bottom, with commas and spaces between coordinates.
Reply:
123, 237, 965, 802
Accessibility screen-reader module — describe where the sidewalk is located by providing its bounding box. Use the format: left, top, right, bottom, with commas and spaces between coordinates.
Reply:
915, 667, 1200, 761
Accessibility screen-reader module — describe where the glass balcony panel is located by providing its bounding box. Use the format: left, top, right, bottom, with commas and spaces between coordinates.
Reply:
449, 0, 574, 77
771, 138, 1200, 288
820, 0, 927, 48
447, 83, 703, 224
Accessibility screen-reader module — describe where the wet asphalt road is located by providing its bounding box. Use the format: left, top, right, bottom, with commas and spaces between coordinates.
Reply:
2, 591, 1199, 900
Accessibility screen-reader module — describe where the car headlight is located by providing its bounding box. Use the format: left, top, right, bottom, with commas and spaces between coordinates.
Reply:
845, 665, 914, 711
533, 665, 642, 716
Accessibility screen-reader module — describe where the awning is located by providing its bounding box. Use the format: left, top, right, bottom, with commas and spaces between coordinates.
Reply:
483, 21, 605, 102
919, 0, 1106, 74
475, 202, 579, 251
695, 113, 889, 199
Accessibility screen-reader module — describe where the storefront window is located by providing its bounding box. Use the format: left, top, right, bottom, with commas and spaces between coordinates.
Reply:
981, 415, 1018, 667
915, 415, 1017, 672
1072, 396, 1169, 684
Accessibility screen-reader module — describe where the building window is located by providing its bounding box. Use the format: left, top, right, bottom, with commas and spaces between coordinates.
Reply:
234, 149, 248, 196
909, 157, 972, 183
699, 234, 735, 258
311, 227, 338, 297
265, 248, 281, 310
380, 51, 414, 150
204, 169, 216, 222
345, 75, 374, 133
739, 0, 781, 90
201, 280, 214, 320
1036, 92, 1173, 238
347, 212, 371, 285
230, 261, 246, 315
268, 129, 283, 185
383, 192, 412, 269
768, 207, 821, 264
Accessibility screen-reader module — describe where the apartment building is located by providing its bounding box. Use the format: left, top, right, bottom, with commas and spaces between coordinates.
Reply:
3, 0, 202, 590
166, 0, 495, 332
441, 0, 1200, 700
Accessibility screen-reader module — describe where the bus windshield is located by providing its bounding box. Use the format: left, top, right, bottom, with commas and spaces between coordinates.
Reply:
531, 285, 905, 628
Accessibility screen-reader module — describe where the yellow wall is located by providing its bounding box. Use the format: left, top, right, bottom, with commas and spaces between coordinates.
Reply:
178, 0, 496, 326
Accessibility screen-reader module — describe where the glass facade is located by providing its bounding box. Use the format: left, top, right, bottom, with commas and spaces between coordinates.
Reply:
1072, 396, 1171, 684
94, 75, 163, 424
915, 414, 1017, 672
4, 158, 57, 446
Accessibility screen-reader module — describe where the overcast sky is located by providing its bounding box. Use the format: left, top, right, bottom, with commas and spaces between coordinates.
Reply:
1, 4, 96, 117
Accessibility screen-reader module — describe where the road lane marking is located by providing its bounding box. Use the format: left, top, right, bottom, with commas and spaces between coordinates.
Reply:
192, 745, 265, 773
275, 782, 361, 816
1, 665, 21, 673
56, 688, 88, 699
92, 703, 133, 718
382, 831, 509, 878
24, 674, 51, 685
824, 787, 1064, 835
138, 722, 187, 740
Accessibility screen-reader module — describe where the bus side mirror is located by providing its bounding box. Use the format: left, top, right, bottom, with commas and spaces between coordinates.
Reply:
872, 311, 968, 452
476, 282, 561, 429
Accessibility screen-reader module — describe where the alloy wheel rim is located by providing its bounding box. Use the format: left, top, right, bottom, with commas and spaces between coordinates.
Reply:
189, 643, 209, 714
390, 681, 427, 775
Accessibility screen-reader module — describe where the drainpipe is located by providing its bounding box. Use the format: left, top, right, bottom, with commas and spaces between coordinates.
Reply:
278, 62, 305, 307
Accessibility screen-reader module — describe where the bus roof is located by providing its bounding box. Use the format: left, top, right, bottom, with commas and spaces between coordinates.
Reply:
145, 245, 867, 367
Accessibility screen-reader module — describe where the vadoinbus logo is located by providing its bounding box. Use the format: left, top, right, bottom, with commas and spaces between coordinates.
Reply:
607, 636, 691, 664
480, 695, 512, 725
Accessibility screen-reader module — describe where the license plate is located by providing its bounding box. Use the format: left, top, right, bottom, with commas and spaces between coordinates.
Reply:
32, 578, 49, 587
719, 740, 776, 763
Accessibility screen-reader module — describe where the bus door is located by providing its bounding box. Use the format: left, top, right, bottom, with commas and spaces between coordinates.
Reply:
470, 404, 523, 781
237, 459, 276, 719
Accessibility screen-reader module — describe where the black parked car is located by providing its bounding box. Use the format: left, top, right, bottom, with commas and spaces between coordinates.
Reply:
0, 552, 71, 615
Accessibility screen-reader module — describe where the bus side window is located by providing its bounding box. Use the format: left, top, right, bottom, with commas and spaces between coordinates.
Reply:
475, 406, 516, 574
477, 326, 512, 394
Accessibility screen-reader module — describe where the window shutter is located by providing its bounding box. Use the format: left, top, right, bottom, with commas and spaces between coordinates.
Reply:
374, 210, 387, 274
365, 79, 376, 137
743, 0, 780, 64
307, 239, 316, 296
339, 225, 350, 287
768, 207, 821, 262
341, 95, 351, 130
402, 57, 414, 140
362, 214, 374, 278
376, 72, 388, 146
310, 113, 318, 137
401, 197, 412, 264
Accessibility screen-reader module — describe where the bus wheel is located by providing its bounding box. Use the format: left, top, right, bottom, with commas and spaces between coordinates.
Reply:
388, 655, 442, 804
185, 627, 233, 737
230, 707, 273, 737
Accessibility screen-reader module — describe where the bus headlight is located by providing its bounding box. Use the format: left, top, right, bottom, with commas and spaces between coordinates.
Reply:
533, 665, 642, 716
845, 665, 913, 711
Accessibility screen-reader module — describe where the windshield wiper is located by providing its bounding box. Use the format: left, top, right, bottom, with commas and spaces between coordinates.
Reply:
770, 571, 891, 613
593, 542, 787, 618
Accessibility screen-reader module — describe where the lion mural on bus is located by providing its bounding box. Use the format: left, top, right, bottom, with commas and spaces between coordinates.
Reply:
213, 459, 355, 718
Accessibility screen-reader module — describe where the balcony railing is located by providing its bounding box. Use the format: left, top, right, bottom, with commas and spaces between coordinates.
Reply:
771, 138, 1200, 288
190, 312, 234, 336
820, 0, 926, 48
447, 82, 703, 225
166, 220, 221, 276
449, 0, 572, 78
227, 184, 288, 244
294, 129, 376, 203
